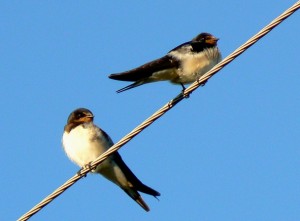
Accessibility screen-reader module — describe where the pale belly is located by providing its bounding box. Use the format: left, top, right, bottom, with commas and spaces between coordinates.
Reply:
174, 53, 220, 84
168, 47, 222, 84
62, 125, 109, 167
62, 124, 129, 187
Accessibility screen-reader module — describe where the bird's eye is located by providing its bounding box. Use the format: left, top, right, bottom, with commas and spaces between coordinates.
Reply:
199, 37, 205, 42
76, 113, 84, 119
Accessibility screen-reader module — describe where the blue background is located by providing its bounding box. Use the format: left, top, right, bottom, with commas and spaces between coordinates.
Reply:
1, 1, 299, 220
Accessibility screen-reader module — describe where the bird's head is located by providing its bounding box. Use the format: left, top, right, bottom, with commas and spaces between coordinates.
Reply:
67, 108, 94, 124
192, 32, 219, 46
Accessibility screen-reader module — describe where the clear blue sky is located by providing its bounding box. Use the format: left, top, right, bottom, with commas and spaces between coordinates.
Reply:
1, 1, 299, 220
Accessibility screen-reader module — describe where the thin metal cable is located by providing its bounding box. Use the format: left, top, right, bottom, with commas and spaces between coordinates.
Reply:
18, 2, 300, 220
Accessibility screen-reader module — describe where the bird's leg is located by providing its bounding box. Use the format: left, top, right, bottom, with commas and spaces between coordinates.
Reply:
180, 83, 186, 91
180, 83, 190, 98
77, 162, 92, 177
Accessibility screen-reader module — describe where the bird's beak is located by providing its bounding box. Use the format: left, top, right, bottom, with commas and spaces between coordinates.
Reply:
79, 113, 94, 123
206, 37, 219, 45
86, 113, 94, 118
86, 113, 94, 121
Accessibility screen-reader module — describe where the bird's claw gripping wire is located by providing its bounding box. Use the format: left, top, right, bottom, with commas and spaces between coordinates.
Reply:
197, 78, 208, 87
77, 162, 93, 177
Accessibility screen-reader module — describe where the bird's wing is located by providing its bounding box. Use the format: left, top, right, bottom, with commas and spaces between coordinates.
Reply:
108, 55, 179, 82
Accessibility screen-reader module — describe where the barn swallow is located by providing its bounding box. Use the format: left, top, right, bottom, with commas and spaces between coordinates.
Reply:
62, 108, 160, 211
109, 32, 222, 93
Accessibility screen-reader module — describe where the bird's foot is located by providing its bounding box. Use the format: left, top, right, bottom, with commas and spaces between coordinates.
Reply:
77, 162, 92, 177
197, 78, 208, 87
182, 91, 190, 98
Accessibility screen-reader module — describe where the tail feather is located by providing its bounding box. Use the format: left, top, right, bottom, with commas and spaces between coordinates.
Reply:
136, 196, 150, 212
116, 81, 144, 93
129, 182, 160, 211
136, 182, 160, 197
122, 181, 160, 211
111, 152, 160, 211
123, 188, 150, 212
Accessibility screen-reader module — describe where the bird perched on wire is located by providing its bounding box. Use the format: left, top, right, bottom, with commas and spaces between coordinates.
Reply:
108, 32, 222, 93
62, 108, 160, 211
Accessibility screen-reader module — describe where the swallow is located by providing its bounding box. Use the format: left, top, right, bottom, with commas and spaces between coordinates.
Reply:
108, 32, 222, 93
62, 108, 160, 211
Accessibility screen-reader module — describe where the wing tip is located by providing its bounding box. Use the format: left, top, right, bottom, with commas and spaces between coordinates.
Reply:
108, 74, 118, 80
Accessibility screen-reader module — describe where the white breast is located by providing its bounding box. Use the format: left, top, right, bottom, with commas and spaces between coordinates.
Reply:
169, 47, 221, 84
62, 123, 110, 167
